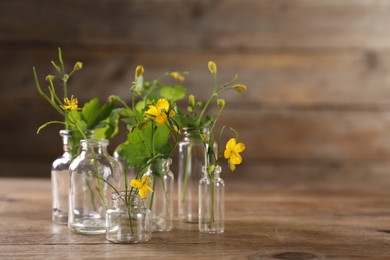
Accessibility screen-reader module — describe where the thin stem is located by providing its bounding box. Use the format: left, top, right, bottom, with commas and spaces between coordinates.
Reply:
181, 142, 192, 203
149, 177, 158, 210
33, 67, 64, 116
209, 173, 215, 229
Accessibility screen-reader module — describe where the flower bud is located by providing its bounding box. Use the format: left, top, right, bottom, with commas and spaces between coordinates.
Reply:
208, 61, 217, 75
208, 164, 215, 174
135, 65, 144, 78
196, 101, 203, 108
170, 71, 185, 82
217, 98, 225, 109
232, 84, 247, 92
73, 62, 83, 71
188, 94, 195, 107
108, 95, 120, 103
45, 74, 55, 81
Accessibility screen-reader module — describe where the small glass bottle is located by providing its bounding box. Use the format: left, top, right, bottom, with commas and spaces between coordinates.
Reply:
106, 192, 152, 243
146, 158, 174, 232
178, 128, 208, 223
51, 130, 93, 225
199, 165, 224, 233
68, 139, 115, 235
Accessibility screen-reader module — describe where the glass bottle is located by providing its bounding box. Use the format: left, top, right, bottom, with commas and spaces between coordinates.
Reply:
51, 129, 93, 225
68, 139, 116, 234
99, 139, 124, 192
145, 158, 174, 232
114, 144, 136, 185
106, 192, 152, 243
199, 165, 224, 233
178, 128, 208, 223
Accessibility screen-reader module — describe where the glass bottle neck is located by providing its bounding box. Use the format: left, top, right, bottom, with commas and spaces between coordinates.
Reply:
202, 165, 221, 179
149, 158, 171, 175
81, 139, 100, 154
182, 127, 209, 141
111, 192, 144, 208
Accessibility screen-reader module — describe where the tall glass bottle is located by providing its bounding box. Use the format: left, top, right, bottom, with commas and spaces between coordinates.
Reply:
51, 130, 93, 225
178, 128, 208, 223
199, 165, 224, 233
146, 158, 174, 232
99, 139, 124, 192
114, 144, 136, 186
68, 139, 115, 234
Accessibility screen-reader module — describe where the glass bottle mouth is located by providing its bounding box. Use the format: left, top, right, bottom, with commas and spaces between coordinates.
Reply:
202, 165, 221, 176
111, 192, 143, 207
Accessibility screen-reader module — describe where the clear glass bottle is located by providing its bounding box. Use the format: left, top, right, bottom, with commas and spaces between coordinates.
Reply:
178, 128, 208, 223
199, 165, 224, 233
51, 130, 93, 225
146, 158, 174, 232
99, 139, 124, 192
68, 139, 115, 234
106, 192, 152, 243
114, 144, 136, 186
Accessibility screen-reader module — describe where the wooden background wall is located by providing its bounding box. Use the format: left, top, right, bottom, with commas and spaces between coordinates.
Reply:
2, 0, 390, 190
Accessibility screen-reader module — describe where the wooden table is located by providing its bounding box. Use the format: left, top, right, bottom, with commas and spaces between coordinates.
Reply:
1, 176, 390, 259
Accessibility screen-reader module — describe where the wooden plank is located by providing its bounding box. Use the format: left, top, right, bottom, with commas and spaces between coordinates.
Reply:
219, 109, 390, 162
2, 0, 390, 49
1, 178, 390, 258
3, 48, 390, 106
4, 104, 390, 177
5, 104, 390, 162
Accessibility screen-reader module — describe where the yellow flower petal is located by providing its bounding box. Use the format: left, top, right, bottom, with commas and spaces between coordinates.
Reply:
228, 159, 236, 171
235, 143, 246, 153
230, 152, 242, 165
130, 179, 142, 189
156, 99, 170, 112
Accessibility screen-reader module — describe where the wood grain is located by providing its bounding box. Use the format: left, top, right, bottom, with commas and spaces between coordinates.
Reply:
1, 177, 390, 258
2, 1, 390, 177
3, 0, 390, 49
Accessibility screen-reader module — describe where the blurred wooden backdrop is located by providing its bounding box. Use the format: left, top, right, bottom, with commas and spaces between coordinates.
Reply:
2, 0, 390, 190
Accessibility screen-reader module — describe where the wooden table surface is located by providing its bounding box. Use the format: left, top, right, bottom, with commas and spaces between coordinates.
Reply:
1, 176, 390, 259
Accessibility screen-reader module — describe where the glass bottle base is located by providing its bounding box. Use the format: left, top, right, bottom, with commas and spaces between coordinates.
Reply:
68, 218, 106, 235
106, 233, 151, 244
52, 210, 68, 225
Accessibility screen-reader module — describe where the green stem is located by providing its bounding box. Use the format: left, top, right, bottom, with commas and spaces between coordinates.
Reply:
33, 67, 64, 116
209, 173, 215, 228
197, 93, 217, 125
149, 177, 158, 210
181, 143, 192, 203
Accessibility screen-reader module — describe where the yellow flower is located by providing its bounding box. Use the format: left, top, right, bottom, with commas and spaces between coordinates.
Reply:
170, 71, 185, 82
60, 96, 81, 111
145, 98, 175, 125
224, 138, 245, 171
130, 175, 153, 199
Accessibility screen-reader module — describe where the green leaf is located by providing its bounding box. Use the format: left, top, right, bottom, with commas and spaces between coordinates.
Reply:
118, 121, 172, 168
152, 124, 171, 157
93, 110, 120, 140
119, 127, 151, 168
81, 98, 116, 130
159, 85, 186, 102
